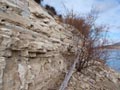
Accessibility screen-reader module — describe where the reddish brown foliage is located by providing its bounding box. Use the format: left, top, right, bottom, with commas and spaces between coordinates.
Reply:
63, 12, 108, 72
64, 16, 91, 37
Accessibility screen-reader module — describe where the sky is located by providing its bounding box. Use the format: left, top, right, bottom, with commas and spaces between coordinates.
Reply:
43, 0, 120, 43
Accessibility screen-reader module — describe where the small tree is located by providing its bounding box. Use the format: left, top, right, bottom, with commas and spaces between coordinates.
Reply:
59, 10, 108, 90
64, 10, 108, 71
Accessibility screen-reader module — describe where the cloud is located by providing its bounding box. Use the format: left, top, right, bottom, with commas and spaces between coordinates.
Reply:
93, 0, 120, 12
43, 0, 120, 42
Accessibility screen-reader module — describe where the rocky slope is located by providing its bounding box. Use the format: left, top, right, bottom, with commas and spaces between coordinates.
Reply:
0, 0, 120, 90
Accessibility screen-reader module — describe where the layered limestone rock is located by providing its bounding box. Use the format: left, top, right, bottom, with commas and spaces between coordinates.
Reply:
0, 0, 80, 90
0, 0, 120, 90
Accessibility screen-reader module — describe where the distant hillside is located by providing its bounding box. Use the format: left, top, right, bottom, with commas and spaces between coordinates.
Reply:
113, 42, 120, 46
105, 42, 120, 49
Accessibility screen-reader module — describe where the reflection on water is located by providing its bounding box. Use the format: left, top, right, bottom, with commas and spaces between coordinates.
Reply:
106, 49, 120, 72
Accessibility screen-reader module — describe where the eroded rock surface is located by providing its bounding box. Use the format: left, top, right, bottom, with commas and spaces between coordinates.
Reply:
0, 0, 120, 90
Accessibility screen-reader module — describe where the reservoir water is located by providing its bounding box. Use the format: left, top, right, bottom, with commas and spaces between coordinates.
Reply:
107, 49, 120, 72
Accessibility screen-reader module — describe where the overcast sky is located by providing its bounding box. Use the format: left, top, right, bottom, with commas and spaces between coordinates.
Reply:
43, 0, 120, 43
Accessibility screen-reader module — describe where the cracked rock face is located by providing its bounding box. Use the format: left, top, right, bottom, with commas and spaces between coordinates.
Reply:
0, 0, 77, 90
0, 0, 120, 90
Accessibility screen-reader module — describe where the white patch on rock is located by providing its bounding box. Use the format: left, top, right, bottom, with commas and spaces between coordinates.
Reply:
18, 63, 27, 90
18, 63, 35, 90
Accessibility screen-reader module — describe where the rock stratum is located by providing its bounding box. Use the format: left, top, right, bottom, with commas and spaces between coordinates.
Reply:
0, 0, 120, 90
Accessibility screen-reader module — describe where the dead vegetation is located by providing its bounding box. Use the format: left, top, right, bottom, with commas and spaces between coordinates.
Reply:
64, 10, 108, 71
59, 10, 109, 90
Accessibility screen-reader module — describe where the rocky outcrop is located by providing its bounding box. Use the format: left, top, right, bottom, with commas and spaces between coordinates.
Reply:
68, 65, 120, 90
0, 0, 120, 90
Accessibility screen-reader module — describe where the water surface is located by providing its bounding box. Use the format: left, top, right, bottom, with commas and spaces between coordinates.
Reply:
107, 49, 120, 72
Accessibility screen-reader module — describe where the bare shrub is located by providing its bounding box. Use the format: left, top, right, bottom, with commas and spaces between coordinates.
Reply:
63, 10, 108, 72
59, 10, 109, 90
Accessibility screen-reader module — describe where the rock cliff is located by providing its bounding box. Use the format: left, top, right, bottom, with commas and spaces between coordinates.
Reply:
0, 0, 120, 90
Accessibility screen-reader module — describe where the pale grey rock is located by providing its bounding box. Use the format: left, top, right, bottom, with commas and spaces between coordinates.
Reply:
21, 50, 29, 57
4, 50, 12, 57
0, 28, 12, 36
29, 41, 44, 50
0, 34, 11, 49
